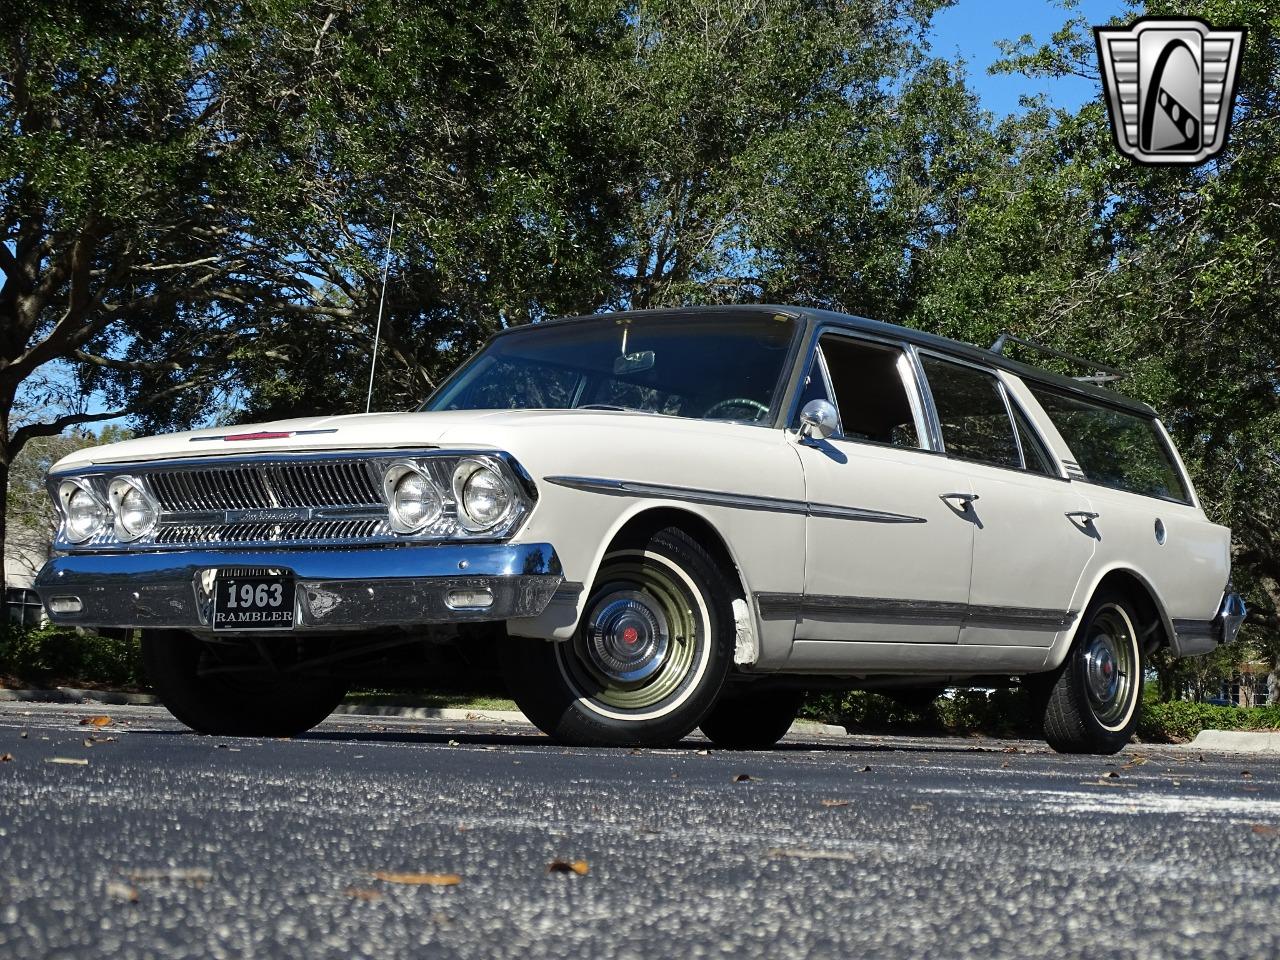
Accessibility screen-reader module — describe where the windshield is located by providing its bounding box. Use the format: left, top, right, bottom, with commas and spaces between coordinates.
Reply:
423, 313, 800, 425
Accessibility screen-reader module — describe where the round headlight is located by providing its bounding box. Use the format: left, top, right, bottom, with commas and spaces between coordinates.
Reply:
108, 477, 159, 541
383, 463, 443, 533
59, 480, 109, 544
453, 460, 513, 531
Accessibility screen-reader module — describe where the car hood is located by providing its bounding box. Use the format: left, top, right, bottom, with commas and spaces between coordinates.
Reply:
50, 408, 762, 471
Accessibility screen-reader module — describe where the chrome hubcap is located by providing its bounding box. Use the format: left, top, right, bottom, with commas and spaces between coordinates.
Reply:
1082, 604, 1136, 728
1085, 636, 1121, 704
555, 553, 708, 718
585, 590, 669, 683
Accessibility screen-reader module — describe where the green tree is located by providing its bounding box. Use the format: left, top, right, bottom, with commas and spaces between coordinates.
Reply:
910, 1, 1280, 676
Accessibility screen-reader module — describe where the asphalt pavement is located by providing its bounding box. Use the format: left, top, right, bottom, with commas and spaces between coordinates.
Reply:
0, 702, 1277, 959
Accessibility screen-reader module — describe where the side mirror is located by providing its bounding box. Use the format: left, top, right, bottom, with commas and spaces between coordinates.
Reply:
799, 399, 838, 442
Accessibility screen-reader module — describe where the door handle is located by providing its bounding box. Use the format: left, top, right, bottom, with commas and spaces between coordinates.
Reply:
1065, 510, 1100, 523
939, 492, 979, 506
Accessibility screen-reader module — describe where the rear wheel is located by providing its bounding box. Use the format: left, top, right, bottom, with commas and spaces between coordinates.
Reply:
500, 526, 734, 747
699, 689, 803, 749
1041, 590, 1144, 755
142, 630, 348, 737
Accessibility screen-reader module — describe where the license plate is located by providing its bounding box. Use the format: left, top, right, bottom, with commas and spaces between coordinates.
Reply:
212, 574, 295, 631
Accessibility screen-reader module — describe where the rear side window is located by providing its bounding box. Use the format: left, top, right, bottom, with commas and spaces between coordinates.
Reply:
921, 357, 1020, 469
1029, 388, 1189, 503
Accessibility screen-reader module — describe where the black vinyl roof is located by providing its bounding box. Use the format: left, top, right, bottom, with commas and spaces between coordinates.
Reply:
531, 304, 1157, 418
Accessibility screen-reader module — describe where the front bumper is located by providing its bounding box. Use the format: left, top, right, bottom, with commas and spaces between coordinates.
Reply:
34, 543, 563, 632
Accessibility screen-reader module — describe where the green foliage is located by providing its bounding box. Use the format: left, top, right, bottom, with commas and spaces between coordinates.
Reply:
1137, 699, 1280, 743
804, 686, 1280, 743
801, 688, 1040, 737
0, 623, 145, 689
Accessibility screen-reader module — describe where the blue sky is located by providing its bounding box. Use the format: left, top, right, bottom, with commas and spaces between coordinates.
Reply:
929, 0, 1131, 116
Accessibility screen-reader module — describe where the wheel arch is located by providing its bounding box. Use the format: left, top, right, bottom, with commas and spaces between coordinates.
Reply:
506, 500, 758, 645
1049, 565, 1173, 671
602, 505, 749, 603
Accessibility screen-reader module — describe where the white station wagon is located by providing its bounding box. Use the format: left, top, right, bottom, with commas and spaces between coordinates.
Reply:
35, 306, 1244, 754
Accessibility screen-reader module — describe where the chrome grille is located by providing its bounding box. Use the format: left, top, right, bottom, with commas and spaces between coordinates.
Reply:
148, 461, 382, 511
155, 518, 390, 547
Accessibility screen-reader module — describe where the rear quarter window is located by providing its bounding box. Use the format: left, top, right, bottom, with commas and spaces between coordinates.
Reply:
1029, 387, 1189, 503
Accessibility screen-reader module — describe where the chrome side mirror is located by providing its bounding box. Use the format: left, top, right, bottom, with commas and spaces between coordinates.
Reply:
798, 399, 838, 442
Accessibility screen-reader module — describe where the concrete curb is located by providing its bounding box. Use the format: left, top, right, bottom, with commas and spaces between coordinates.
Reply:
0, 687, 159, 706
332, 705, 849, 737
0, 689, 852, 737
332, 704, 529, 723
1186, 730, 1280, 754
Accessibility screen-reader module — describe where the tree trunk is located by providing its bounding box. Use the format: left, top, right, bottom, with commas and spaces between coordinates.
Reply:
0, 453, 10, 599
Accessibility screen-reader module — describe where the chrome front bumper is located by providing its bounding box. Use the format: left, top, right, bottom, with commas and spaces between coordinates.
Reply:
34, 543, 563, 632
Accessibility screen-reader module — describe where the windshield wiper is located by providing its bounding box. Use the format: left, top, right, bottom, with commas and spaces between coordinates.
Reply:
575, 403, 648, 413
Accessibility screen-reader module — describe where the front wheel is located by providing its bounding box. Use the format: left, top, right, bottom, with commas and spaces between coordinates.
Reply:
1040, 590, 1145, 754
142, 630, 349, 737
499, 526, 735, 747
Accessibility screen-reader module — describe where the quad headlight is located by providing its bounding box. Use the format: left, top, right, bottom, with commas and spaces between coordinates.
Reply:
452, 459, 515, 532
107, 477, 159, 541
379, 454, 529, 539
57, 479, 110, 544
382, 462, 445, 533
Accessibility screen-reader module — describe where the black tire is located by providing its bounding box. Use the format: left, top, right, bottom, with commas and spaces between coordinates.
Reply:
142, 629, 348, 737
699, 690, 804, 749
1041, 589, 1145, 755
500, 526, 735, 747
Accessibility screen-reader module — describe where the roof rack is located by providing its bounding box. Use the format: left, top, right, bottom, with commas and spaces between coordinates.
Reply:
989, 333, 1127, 384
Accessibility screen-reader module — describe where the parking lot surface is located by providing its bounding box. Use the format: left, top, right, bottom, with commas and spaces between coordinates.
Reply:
0, 703, 1277, 959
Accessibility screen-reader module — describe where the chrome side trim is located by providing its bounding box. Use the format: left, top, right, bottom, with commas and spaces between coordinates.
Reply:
543, 476, 926, 525
756, 593, 1077, 630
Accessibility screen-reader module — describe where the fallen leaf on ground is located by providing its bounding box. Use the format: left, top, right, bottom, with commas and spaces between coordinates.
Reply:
345, 887, 383, 901
858, 765, 872, 773
0, 753, 11, 762
1122, 755, 1149, 768
47, 757, 88, 766
105, 882, 139, 903
80, 716, 112, 727
547, 860, 589, 876
820, 799, 850, 808
127, 868, 212, 884
1251, 824, 1278, 836
19, 731, 27, 739
1104, 770, 1121, 779
1241, 770, 1253, 778
732, 773, 756, 782
371, 871, 461, 887
1001, 746, 1019, 753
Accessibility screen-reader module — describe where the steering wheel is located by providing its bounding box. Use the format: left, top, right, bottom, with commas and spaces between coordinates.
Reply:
704, 397, 770, 421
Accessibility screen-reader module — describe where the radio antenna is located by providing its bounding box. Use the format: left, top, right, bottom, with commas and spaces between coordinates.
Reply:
365, 209, 397, 414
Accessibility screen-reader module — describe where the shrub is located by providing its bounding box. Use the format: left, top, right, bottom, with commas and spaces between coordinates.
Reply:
1137, 699, 1280, 743
0, 623, 145, 689
801, 687, 1039, 737
804, 687, 1280, 743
